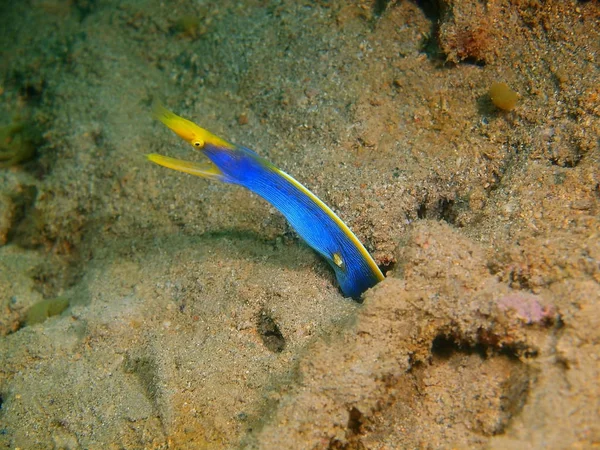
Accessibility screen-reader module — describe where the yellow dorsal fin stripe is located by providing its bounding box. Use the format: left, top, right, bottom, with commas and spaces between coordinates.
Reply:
276, 169, 384, 281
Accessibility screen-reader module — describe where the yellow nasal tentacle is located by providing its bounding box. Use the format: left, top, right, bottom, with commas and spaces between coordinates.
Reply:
146, 153, 224, 181
153, 103, 233, 149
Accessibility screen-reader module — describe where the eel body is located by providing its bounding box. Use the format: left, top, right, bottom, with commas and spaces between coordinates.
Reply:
148, 105, 384, 299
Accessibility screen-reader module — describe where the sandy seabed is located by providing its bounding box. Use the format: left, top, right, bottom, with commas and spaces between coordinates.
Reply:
0, 1, 598, 448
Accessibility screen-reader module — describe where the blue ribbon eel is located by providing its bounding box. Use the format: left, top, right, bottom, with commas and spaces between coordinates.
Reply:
147, 105, 384, 299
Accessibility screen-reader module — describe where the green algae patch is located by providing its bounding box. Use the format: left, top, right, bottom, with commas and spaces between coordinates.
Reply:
0, 121, 41, 168
24, 297, 70, 326
489, 82, 519, 111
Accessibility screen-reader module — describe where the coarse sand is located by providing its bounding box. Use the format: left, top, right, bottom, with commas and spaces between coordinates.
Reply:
1, 1, 598, 448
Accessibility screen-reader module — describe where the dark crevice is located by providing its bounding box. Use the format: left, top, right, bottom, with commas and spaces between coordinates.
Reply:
378, 259, 396, 277
431, 334, 488, 360
257, 311, 286, 353
428, 331, 535, 437
18, 81, 46, 105
414, 0, 444, 60
459, 56, 487, 67
373, 0, 394, 16
415, 0, 442, 22
416, 202, 427, 219
432, 333, 532, 361
506, 268, 532, 291
415, 196, 460, 225
347, 407, 364, 436
74, 0, 96, 21
438, 198, 457, 224
549, 154, 582, 168
434, 324, 554, 363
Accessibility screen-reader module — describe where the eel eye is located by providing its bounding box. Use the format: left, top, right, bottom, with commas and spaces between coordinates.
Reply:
193, 140, 204, 148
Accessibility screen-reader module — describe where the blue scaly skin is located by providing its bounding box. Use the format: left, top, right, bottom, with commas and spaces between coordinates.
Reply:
147, 105, 384, 299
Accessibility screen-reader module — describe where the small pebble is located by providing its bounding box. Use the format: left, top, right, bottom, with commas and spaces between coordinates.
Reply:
489, 82, 519, 111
